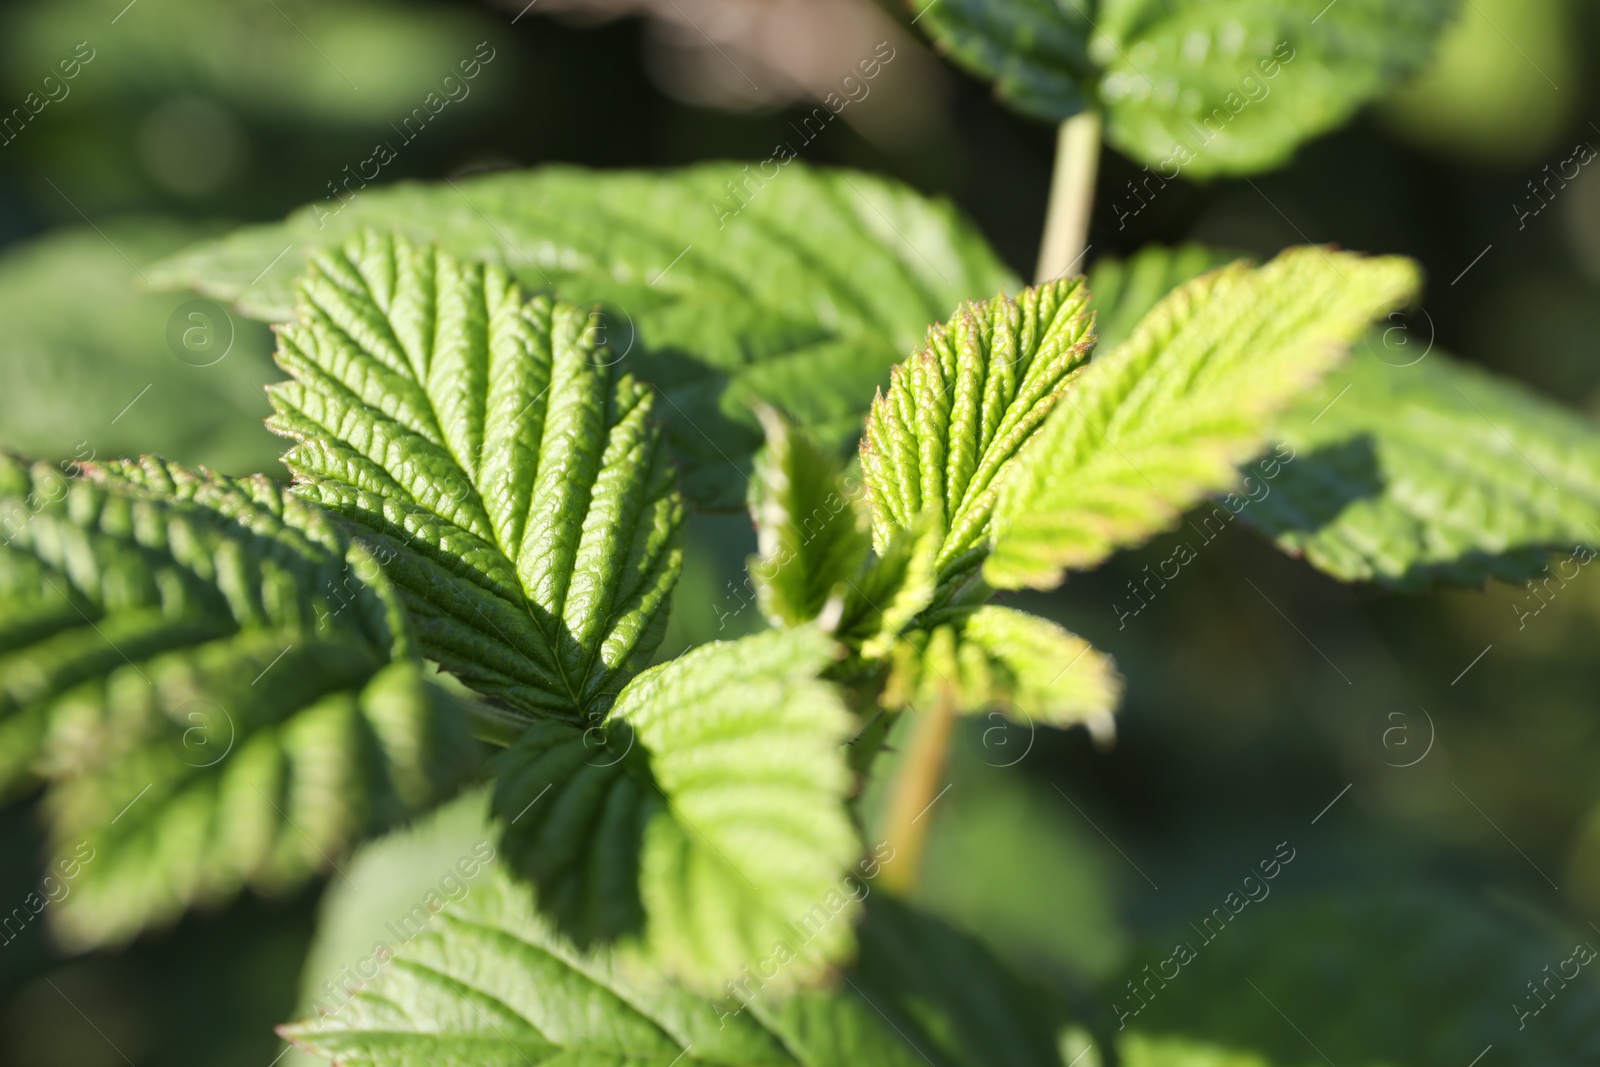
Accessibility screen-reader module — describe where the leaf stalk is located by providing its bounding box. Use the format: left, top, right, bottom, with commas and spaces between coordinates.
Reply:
1034, 109, 1102, 283
878, 682, 957, 896
455, 695, 532, 748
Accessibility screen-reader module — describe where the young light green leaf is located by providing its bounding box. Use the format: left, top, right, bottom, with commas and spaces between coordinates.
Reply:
0, 454, 479, 948
916, 0, 1457, 177
1087, 245, 1600, 587
1088, 244, 1243, 353
270, 231, 683, 724
861, 277, 1095, 607
1248, 342, 1600, 587
148, 164, 1017, 508
884, 606, 1121, 734
747, 406, 870, 629
491, 627, 860, 991
831, 520, 942, 659
986, 247, 1420, 591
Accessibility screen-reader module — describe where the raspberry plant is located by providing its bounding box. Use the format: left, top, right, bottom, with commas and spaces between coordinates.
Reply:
7, 1, 1600, 1064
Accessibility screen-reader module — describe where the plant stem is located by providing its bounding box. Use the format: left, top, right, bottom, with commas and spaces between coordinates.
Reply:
878, 684, 957, 896
1034, 109, 1102, 284
455, 695, 532, 748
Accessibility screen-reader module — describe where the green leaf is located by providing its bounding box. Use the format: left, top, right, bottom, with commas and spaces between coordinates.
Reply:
289, 786, 500, 1026
915, 753, 1128, 985
1115, 886, 1600, 1066
269, 231, 683, 724
282, 831, 1063, 1067
884, 606, 1120, 734
747, 406, 871, 629
841, 895, 1075, 1067
831, 520, 942, 659
491, 627, 860, 991
917, 0, 1096, 122
0, 454, 478, 948
985, 247, 1420, 591
4, 0, 506, 126
148, 164, 1018, 508
278, 866, 932, 1067
1247, 342, 1600, 587
1086, 245, 1600, 587
860, 277, 1095, 608
0, 221, 281, 475
1088, 245, 1242, 353
1119, 1035, 1274, 1067
916, 0, 1457, 176
1093, 0, 1458, 177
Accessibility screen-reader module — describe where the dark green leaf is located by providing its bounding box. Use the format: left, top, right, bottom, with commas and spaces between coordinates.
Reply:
1116, 887, 1600, 1066
148, 164, 1017, 508
0, 453, 478, 948
1249, 343, 1600, 587
1093, 0, 1458, 177
916, 0, 1458, 177
4, 0, 505, 125
0, 222, 280, 475
916, 0, 1095, 122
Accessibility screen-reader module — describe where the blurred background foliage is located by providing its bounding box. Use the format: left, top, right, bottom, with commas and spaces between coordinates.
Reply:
3, 0, 1600, 1064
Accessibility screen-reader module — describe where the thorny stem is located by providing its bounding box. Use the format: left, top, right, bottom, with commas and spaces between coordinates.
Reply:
878, 682, 958, 896
1034, 109, 1103, 284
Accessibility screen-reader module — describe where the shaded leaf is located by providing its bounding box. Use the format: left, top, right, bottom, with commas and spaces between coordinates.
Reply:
1116, 887, 1600, 1066
1248, 342, 1600, 587
491, 627, 860, 991
148, 164, 1017, 508
0, 222, 280, 475
3, 0, 505, 125
841, 895, 1075, 1067
986, 247, 1419, 590
832, 520, 942, 658
0, 453, 478, 948
270, 231, 683, 724
747, 406, 870, 628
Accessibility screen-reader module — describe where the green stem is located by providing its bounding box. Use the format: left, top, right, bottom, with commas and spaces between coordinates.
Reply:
454, 694, 532, 748
1034, 109, 1103, 284
878, 684, 957, 896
